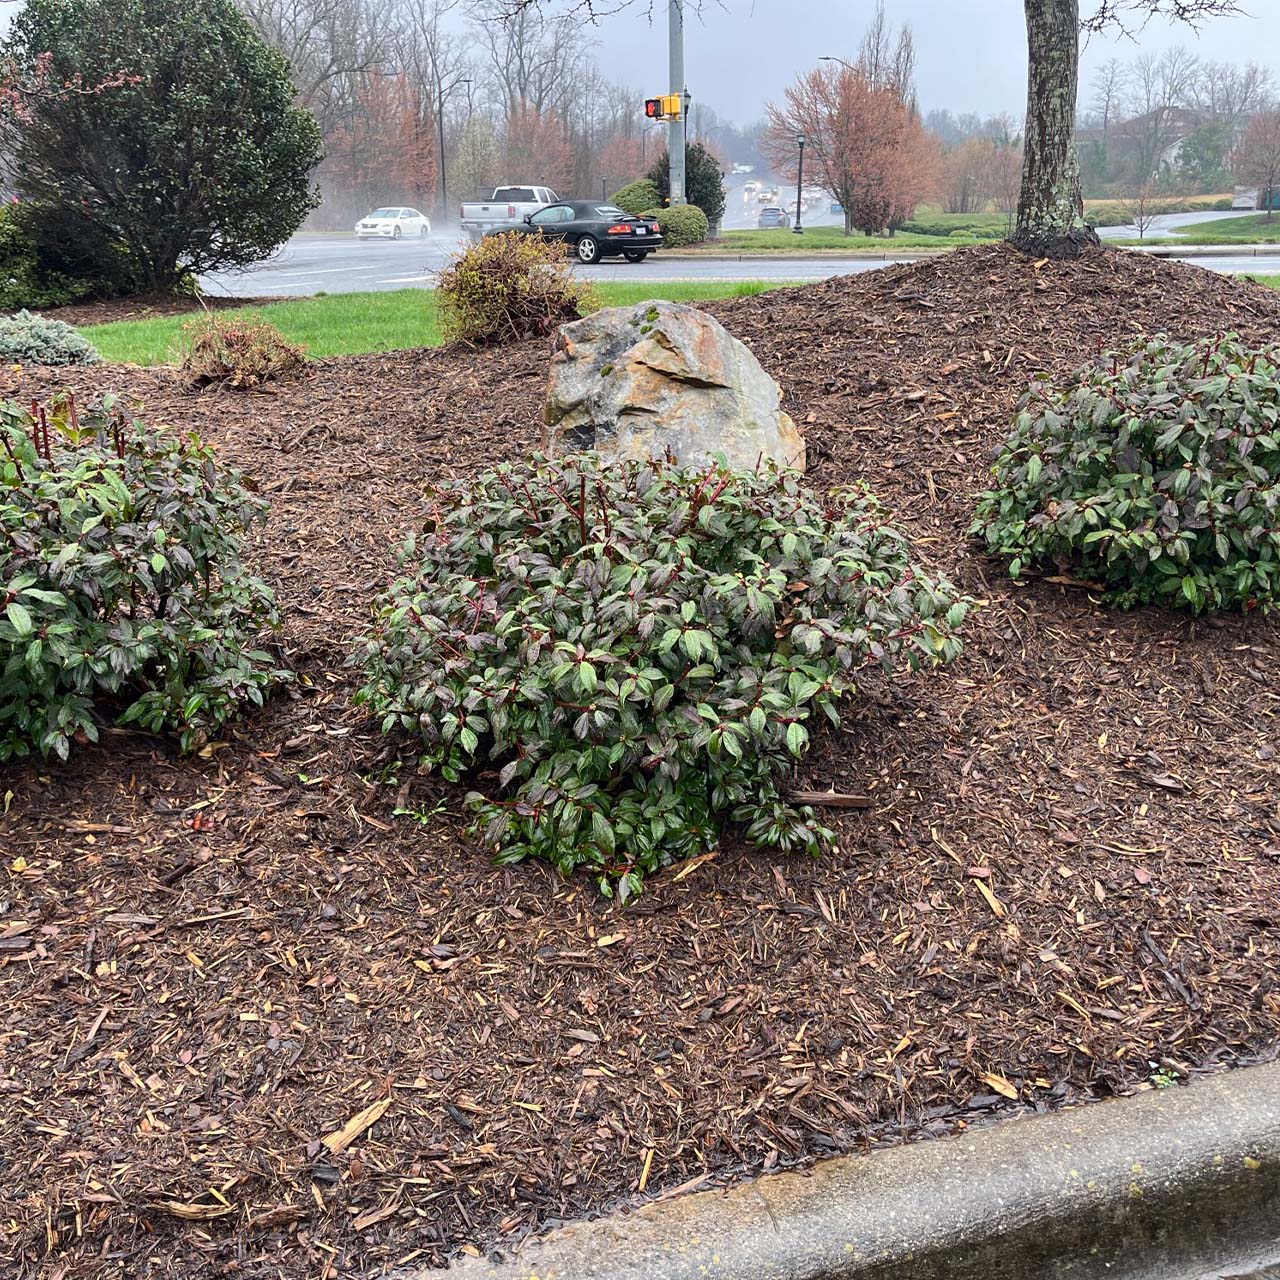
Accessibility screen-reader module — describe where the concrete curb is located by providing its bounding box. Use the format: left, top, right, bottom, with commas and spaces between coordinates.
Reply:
429, 1061, 1280, 1280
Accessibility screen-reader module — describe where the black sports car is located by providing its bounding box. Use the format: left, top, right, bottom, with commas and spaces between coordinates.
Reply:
514, 200, 664, 264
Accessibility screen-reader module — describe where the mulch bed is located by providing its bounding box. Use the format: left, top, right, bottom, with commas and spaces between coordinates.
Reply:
34, 294, 285, 327
4, 244, 1280, 1279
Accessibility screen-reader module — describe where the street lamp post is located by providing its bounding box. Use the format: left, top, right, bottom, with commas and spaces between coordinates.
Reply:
793, 136, 805, 235
437, 75, 471, 227
818, 55, 856, 72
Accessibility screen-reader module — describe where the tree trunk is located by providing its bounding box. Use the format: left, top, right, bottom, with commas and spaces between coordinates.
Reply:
1011, 0, 1101, 259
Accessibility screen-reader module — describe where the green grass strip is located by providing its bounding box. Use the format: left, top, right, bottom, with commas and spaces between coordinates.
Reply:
81, 281, 800, 366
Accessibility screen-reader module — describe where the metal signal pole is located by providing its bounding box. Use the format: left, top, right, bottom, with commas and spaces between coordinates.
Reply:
668, 0, 685, 205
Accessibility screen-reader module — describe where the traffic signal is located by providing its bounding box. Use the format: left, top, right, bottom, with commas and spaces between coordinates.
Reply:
644, 94, 682, 120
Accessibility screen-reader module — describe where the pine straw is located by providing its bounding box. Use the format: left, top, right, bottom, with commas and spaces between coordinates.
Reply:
3, 245, 1280, 1279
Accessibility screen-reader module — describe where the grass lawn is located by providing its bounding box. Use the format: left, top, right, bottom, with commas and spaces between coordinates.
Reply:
703, 228, 963, 252
1114, 212, 1280, 246
80, 280, 800, 366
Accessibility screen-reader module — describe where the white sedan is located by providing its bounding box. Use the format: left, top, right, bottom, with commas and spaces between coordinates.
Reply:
354, 207, 431, 240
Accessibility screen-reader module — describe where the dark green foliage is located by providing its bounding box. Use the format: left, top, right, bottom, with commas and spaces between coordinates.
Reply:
0, 205, 125, 309
611, 179, 662, 216
1, 394, 281, 760
0, 311, 99, 365
4, 0, 323, 294
973, 334, 1280, 613
357, 454, 965, 898
647, 142, 727, 225
640, 205, 709, 247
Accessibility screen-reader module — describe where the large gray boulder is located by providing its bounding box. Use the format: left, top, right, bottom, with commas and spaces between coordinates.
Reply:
544, 300, 805, 472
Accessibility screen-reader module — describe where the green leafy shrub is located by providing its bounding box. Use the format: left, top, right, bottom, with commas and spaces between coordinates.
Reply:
437, 231, 593, 346
1, 393, 281, 760
178, 312, 306, 388
648, 141, 726, 226
357, 454, 965, 899
0, 204, 119, 310
641, 204, 710, 247
6, 0, 323, 294
612, 179, 661, 216
973, 333, 1280, 613
0, 309, 100, 365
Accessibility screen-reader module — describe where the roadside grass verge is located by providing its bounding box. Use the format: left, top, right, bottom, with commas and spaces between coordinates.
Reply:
81, 280, 799, 366
1112, 213, 1280, 246
703, 228, 965, 252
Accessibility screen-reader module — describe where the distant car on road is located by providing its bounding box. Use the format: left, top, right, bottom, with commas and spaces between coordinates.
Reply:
515, 200, 663, 264
355, 207, 430, 240
757, 206, 791, 229
460, 186, 559, 240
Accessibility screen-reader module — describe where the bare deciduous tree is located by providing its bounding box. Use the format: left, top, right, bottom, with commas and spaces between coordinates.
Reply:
1236, 108, 1280, 222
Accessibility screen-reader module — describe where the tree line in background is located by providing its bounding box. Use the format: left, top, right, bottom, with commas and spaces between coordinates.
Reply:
1078, 47, 1276, 198
237, 0, 764, 227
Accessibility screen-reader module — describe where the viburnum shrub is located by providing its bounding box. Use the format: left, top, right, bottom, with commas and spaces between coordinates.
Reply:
178, 312, 306, 389
357, 454, 966, 899
974, 333, 1280, 613
436, 232, 593, 346
1, 393, 281, 760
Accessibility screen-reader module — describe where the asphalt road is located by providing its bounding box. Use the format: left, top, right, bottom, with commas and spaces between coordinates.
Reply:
199, 232, 1280, 297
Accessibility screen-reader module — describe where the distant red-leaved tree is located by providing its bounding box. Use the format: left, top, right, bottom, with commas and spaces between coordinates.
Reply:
325, 72, 437, 219
764, 64, 938, 236
504, 104, 573, 194
597, 133, 645, 192
1236, 109, 1280, 222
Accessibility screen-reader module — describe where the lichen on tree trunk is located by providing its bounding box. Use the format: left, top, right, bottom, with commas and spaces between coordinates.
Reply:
1011, 0, 1102, 259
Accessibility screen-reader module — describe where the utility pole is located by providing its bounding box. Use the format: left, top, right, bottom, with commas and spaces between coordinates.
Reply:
668, 0, 685, 205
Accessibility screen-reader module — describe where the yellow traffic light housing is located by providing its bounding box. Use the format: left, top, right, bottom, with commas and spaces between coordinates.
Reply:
644, 94, 682, 120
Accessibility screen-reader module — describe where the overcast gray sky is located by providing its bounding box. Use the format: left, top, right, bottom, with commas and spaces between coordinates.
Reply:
589, 1, 1280, 125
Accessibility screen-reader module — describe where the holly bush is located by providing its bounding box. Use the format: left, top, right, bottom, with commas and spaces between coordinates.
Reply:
1, 393, 281, 760
974, 333, 1280, 613
357, 454, 966, 899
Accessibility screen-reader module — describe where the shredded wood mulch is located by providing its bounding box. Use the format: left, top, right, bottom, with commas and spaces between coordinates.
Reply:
4, 244, 1280, 1279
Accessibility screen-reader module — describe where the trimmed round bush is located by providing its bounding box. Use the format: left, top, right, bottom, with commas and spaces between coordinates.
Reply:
0, 309, 99, 365
973, 333, 1280, 613
641, 204, 710, 248
357, 453, 966, 899
1, 393, 281, 760
612, 179, 661, 216
437, 231, 592, 346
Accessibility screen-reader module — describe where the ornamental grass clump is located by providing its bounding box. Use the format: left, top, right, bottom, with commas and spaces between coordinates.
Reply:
178, 312, 306, 389
974, 333, 1280, 613
436, 232, 592, 346
1, 393, 281, 760
357, 454, 966, 899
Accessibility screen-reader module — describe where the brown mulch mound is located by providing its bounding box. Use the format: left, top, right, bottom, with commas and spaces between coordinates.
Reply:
34, 293, 284, 327
4, 244, 1280, 1279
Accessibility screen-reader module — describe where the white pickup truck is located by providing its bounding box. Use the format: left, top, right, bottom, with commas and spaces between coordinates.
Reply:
459, 186, 559, 240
